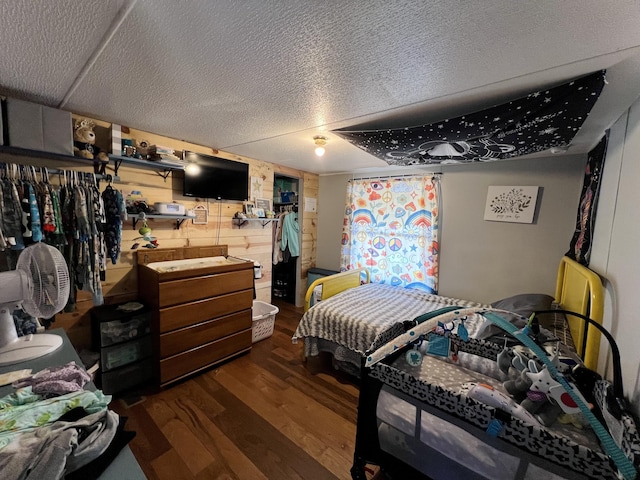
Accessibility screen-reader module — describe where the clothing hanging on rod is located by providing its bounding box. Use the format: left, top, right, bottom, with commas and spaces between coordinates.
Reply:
0, 161, 109, 309
272, 211, 286, 265
272, 210, 299, 265
280, 210, 300, 258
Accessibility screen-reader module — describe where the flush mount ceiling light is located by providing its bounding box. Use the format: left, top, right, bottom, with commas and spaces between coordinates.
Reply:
549, 146, 569, 154
314, 136, 327, 157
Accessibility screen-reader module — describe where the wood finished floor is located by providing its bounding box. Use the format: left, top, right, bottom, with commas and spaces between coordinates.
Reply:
111, 299, 374, 480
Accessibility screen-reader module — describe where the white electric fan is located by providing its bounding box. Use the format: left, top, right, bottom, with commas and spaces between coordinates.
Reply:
0, 243, 70, 366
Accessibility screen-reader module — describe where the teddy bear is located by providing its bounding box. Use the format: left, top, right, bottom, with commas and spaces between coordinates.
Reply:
73, 119, 109, 173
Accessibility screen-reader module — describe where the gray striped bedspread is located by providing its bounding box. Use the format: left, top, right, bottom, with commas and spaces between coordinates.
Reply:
293, 283, 486, 355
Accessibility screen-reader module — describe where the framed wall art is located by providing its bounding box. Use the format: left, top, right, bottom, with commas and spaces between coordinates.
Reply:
254, 197, 271, 212
243, 201, 255, 216
483, 186, 539, 223
191, 204, 209, 225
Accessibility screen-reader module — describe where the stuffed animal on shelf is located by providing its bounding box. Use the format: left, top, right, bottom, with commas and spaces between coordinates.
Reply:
73, 118, 109, 173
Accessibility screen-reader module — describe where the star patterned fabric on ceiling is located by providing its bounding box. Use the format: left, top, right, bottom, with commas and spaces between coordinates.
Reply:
334, 70, 606, 165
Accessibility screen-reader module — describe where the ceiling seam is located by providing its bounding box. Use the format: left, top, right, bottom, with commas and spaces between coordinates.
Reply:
58, 0, 138, 109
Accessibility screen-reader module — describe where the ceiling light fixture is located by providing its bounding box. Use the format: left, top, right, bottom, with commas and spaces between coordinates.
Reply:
550, 146, 568, 154
314, 136, 327, 157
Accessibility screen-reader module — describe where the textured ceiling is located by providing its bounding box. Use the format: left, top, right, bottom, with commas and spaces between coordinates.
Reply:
2, 1, 640, 174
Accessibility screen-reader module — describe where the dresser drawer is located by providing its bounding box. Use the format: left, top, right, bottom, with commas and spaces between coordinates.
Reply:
158, 269, 253, 307
159, 289, 252, 333
160, 329, 252, 385
159, 310, 251, 358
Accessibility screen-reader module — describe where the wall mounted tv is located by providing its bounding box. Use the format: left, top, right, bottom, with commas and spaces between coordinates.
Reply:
182, 151, 249, 201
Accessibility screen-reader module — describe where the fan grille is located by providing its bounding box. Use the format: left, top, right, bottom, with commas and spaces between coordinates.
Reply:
16, 243, 70, 318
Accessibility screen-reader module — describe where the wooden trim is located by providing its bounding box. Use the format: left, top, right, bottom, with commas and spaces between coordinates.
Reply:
136, 245, 229, 266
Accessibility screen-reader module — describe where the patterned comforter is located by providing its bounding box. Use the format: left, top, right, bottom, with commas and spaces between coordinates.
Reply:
293, 283, 486, 355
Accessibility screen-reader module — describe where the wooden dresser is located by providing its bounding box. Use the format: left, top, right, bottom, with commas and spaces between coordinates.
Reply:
137, 245, 254, 387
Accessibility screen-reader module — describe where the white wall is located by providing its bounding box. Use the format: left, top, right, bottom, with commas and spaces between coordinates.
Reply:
590, 101, 640, 415
317, 155, 586, 303
316, 174, 349, 271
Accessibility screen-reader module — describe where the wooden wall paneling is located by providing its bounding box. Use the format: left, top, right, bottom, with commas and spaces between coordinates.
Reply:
296, 172, 319, 304
11, 119, 319, 351
56, 296, 94, 351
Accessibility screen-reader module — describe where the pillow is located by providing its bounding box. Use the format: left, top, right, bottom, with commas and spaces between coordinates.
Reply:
489, 293, 554, 317
490, 293, 553, 318
473, 293, 554, 340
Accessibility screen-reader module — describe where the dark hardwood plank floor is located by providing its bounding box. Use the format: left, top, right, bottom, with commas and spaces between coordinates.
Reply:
111, 299, 376, 480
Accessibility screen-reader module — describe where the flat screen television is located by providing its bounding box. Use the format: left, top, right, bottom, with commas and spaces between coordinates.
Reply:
182, 151, 249, 201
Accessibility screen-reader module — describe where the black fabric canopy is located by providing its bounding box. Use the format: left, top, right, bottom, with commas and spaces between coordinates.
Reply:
334, 70, 606, 165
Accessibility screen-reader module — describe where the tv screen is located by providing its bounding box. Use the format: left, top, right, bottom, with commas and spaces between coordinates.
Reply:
182, 151, 249, 201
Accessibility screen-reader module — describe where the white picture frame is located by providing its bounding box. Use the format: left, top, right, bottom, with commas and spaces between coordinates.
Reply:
483, 186, 539, 223
243, 201, 255, 216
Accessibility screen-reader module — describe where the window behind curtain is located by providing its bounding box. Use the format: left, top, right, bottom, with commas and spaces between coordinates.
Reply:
340, 176, 440, 293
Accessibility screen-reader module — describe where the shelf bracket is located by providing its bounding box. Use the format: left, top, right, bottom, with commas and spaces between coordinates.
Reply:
233, 218, 275, 228
112, 157, 123, 177
157, 170, 172, 182
132, 216, 188, 230
234, 219, 248, 228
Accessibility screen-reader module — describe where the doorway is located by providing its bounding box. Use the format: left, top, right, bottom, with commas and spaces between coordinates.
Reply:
272, 174, 301, 305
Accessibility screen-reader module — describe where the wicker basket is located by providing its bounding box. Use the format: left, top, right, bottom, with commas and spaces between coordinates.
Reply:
252, 300, 279, 343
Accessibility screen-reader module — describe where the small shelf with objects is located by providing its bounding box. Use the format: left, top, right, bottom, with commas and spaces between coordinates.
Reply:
0, 145, 115, 179
233, 217, 277, 228
130, 212, 196, 230
0, 146, 116, 184
108, 154, 185, 181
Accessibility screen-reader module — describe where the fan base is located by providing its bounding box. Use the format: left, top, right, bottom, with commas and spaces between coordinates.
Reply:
0, 334, 63, 366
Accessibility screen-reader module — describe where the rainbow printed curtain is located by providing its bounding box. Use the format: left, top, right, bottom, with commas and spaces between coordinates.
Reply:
340, 176, 440, 293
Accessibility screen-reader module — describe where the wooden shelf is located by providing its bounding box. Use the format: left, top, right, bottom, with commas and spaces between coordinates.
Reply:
233, 217, 277, 228
109, 154, 185, 181
0, 145, 101, 169
0, 147, 184, 183
131, 213, 196, 230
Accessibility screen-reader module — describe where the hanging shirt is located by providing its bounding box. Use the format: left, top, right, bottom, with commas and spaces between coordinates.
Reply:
102, 187, 126, 264
2, 180, 25, 249
281, 212, 300, 257
272, 212, 285, 265
27, 184, 43, 242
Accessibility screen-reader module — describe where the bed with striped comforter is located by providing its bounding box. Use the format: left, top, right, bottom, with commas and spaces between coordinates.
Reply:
293, 283, 487, 368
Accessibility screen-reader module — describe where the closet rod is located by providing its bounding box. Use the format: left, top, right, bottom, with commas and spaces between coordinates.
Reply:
0, 162, 116, 182
350, 172, 442, 181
